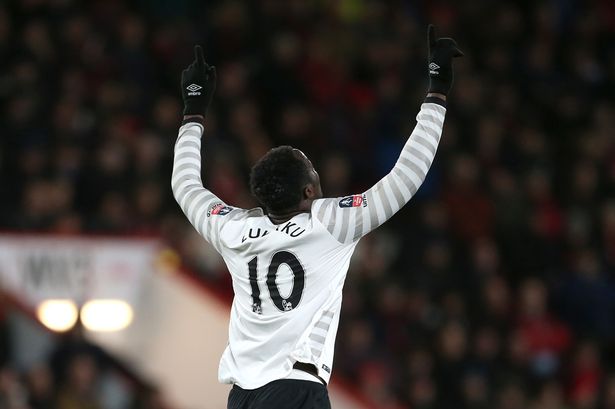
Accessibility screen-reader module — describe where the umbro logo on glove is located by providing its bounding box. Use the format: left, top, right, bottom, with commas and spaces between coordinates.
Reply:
428, 62, 440, 75
186, 83, 202, 96
186, 83, 202, 93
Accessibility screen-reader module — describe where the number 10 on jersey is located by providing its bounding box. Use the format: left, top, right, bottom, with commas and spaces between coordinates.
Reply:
247, 251, 306, 314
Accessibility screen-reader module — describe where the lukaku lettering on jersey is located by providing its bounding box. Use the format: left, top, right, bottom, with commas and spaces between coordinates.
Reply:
338, 194, 367, 208
241, 221, 306, 243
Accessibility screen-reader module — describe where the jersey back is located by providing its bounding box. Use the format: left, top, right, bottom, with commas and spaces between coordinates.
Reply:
217, 207, 356, 389
171, 101, 446, 390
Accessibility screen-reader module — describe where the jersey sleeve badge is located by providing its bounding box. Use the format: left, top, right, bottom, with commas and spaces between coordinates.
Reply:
208, 203, 233, 216
338, 194, 367, 208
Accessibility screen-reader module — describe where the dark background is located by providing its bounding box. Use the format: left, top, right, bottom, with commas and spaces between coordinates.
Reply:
1, 1, 615, 408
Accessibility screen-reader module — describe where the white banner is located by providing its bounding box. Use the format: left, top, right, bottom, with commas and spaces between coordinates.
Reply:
0, 235, 160, 307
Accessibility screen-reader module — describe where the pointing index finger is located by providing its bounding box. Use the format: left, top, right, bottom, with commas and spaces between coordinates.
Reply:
194, 45, 205, 66
428, 24, 436, 50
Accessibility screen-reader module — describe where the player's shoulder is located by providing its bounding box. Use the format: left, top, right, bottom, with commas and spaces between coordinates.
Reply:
208, 204, 264, 220
311, 195, 367, 217
311, 197, 336, 212
242, 206, 266, 218
216, 206, 266, 245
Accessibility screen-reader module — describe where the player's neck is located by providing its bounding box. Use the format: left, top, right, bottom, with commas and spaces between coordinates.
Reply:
267, 209, 307, 225
267, 201, 312, 224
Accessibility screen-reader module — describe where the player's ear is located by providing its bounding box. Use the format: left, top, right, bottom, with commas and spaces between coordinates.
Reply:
303, 183, 316, 200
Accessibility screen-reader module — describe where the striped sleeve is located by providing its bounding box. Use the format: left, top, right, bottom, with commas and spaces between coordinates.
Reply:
312, 101, 446, 244
171, 121, 243, 251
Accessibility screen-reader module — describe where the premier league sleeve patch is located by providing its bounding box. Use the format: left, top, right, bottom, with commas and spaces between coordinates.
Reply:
207, 203, 234, 216
338, 194, 367, 208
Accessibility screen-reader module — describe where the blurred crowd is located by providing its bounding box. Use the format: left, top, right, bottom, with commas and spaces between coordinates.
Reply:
1, 0, 615, 408
0, 309, 163, 409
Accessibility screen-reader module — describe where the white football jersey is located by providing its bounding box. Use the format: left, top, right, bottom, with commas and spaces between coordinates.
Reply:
172, 101, 447, 389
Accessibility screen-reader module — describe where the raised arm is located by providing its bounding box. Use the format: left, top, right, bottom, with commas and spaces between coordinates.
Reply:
312, 25, 463, 243
172, 46, 239, 251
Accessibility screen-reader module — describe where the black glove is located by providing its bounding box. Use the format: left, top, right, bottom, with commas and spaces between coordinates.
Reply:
181, 45, 216, 116
427, 24, 463, 95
